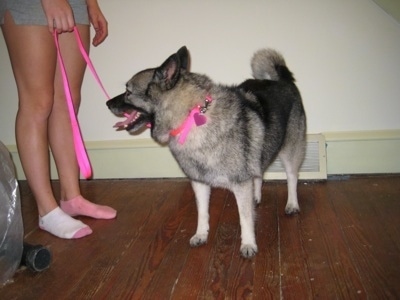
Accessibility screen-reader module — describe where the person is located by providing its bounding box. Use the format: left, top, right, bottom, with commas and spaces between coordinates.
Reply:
0, 0, 116, 239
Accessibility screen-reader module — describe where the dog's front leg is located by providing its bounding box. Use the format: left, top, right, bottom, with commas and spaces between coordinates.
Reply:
232, 180, 258, 258
189, 180, 211, 247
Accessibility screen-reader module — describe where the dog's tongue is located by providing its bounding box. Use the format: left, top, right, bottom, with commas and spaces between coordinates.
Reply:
113, 111, 138, 129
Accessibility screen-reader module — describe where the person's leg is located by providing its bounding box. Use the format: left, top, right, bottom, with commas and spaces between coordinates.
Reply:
1, 11, 91, 238
48, 25, 85, 201
49, 24, 116, 219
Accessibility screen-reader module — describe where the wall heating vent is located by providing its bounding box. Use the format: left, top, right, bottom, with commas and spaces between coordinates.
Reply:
264, 134, 327, 180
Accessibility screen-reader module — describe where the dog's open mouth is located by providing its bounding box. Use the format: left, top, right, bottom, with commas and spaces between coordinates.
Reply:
114, 110, 141, 129
113, 109, 151, 132
107, 93, 152, 132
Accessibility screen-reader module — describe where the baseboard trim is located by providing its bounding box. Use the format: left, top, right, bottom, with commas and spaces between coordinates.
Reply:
5, 130, 400, 180
324, 130, 400, 175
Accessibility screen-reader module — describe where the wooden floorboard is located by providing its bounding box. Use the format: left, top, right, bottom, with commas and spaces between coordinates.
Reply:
1, 175, 400, 299
330, 179, 400, 299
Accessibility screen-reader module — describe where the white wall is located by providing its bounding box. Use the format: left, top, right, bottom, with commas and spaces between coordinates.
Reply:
1, 0, 400, 145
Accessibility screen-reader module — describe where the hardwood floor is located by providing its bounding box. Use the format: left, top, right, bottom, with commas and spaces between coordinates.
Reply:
1, 175, 399, 299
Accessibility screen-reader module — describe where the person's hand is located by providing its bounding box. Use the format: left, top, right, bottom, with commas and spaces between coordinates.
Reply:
87, 0, 108, 46
41, 0, 75, 34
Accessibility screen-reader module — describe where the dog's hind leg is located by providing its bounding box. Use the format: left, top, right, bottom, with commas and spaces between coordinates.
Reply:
279, 105, 306, 215
232, 180, 258, 258
189, 180, 211, 247
253, 176, 263, 204
279, 144, 304, 215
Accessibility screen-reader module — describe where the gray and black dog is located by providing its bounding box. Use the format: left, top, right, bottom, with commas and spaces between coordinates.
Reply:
107, 46, 306, 258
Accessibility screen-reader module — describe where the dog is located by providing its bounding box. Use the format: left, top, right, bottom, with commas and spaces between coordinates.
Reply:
107, 46, 306, 258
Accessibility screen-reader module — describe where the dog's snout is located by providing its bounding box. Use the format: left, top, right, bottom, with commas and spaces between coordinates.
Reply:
106, 97, 117, 109
107, 93, 126, 109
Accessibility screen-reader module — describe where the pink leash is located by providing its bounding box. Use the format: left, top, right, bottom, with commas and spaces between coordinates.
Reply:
54, 26, 110, 179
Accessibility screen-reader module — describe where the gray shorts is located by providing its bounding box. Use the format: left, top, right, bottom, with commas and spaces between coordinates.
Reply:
0, 0, 89, 26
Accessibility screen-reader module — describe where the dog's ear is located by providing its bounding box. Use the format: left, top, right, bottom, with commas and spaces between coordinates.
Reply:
152, 47, 189, 90
177, 46, 189, 71
153, 53, 181, 90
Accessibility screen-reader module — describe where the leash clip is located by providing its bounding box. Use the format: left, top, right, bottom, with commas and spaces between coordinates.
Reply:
199, 94, 212, 114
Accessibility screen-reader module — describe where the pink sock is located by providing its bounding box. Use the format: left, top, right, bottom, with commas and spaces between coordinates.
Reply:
60, 195, 117, 220
39, 207, 92, 239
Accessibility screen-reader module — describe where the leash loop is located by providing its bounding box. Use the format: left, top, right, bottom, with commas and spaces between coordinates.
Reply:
54, 26, 109, 179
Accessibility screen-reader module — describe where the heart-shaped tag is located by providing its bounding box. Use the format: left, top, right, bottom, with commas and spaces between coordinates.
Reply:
193, 112, 207, 126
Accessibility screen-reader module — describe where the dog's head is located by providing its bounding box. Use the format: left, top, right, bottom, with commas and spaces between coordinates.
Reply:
106, 46, 189, 134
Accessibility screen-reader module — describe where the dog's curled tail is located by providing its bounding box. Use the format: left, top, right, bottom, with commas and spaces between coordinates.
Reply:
251, 49, 295, 82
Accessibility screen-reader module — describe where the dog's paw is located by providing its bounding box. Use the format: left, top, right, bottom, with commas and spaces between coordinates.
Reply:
190, 234, 208, 247
285, 204, 300, 215
240, 244, 258, 258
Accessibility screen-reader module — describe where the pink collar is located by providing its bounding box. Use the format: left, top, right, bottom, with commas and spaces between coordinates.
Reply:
170, 95, 212, 144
